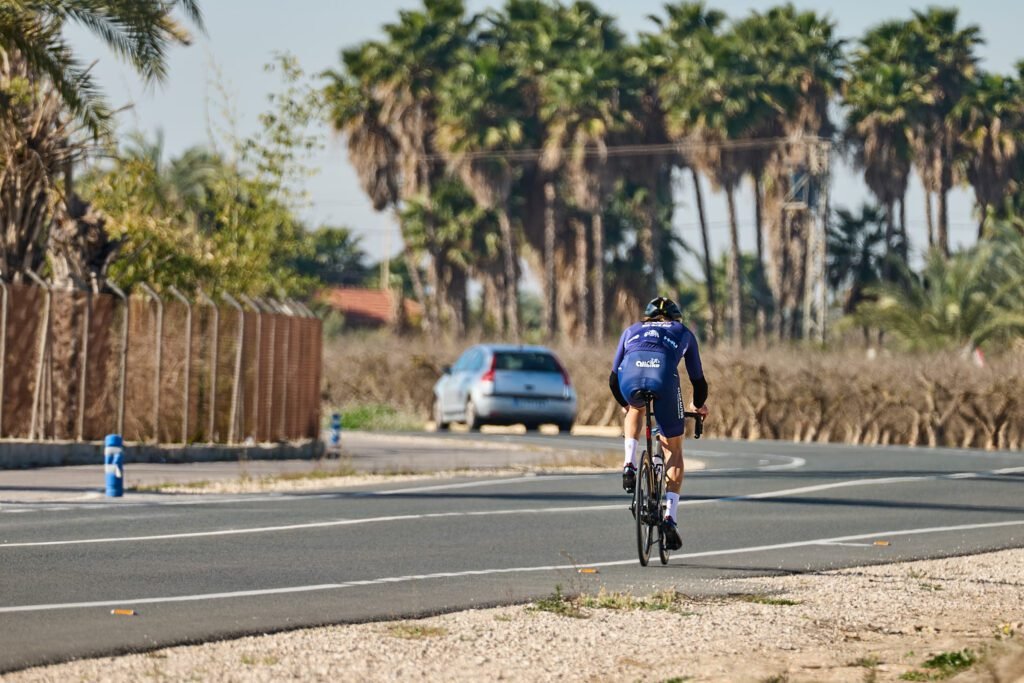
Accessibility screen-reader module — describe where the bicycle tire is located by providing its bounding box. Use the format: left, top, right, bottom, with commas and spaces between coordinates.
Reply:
635, 456, 653, 566
657, 456, 670, 565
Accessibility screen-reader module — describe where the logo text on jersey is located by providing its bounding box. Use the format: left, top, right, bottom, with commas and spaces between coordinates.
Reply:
635, 358, 661, 368
644, 329, 660, 338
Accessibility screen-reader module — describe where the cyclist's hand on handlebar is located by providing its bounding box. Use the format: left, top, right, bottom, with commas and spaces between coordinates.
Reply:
689, 402, 709, 419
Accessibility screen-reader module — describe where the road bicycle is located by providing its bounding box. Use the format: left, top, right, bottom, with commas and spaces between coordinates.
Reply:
632, 390, 704, 567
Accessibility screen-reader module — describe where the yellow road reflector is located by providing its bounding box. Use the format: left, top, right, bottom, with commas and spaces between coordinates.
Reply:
578, 567, 599, 574
110, 609, 136, 616
873, 540, 891, 546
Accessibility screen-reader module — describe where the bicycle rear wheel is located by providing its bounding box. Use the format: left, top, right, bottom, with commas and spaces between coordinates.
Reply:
634, 457, 655, 566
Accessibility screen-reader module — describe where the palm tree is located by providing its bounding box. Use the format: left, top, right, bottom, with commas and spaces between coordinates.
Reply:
0, 0, 203, 136
539, 2, 626, 342
436, 39, 530, 338
903, 7, 983, 257
733, 5, 844, 340
853, 231, 1024, 351
954, 71, 1024, 238
660, 22, 773, 346
323, 1, 474, 332
826, 204, 889, 317
845, 21, 919, 264
647, 1, 727, 345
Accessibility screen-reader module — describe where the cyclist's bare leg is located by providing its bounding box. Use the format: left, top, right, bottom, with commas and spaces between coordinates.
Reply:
623, 405, 644, 440
659, 434, 685, 494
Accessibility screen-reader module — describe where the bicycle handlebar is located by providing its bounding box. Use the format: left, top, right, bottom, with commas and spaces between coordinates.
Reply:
683, 411, 704, 439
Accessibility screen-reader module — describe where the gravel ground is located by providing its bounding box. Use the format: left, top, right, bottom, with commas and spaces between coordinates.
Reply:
6, 548, 1023, 682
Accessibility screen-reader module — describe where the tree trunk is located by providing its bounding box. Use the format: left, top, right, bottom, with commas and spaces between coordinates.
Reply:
726, 187, 743, 347
573, 218, 589, 340
753, 174, 764, 271
753, 174, 767, 343
884, 199, 895, 281
898, 196, 909, 261
937, 185, 950, 258
402, 245, 429, 333
691, 169, 716, 345
497, 209, 519, 339
591, 211, 604, 344
924, 190, 935, 250
543, 181, 557, 340
977, 202, 988, 241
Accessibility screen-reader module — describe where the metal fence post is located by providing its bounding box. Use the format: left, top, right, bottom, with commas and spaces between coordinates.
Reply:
240, 294, 262, 443
258, 297, 276, 442
107, 280, 129, 437
138, 283, 163, 442
168, 286, 192, 444
222, 292, 244, 445
273, 299, 292, 440
197, 289, 219, 442
26, 271, 51, 440
0, 272, 7, 438
76, 286, 92, 441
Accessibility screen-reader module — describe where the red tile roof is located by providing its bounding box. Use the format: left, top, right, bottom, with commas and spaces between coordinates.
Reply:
318, 287, 422, 327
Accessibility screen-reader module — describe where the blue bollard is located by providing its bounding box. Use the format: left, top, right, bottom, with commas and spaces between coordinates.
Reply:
104, 434, 124, 497
329, 412, 342, 451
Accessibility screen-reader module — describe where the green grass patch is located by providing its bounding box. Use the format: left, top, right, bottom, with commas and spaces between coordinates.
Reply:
384, 623, 448, 639
530, 585, 588, 619
738, 593, 801, 606
331, 403, 423, 432
900, 649, 978, 681
578, 588, 695, 614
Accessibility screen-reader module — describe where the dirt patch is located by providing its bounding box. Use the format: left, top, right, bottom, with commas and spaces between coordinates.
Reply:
7, 549, 1023, 682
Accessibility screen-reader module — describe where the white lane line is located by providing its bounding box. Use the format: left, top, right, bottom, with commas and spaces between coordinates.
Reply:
3, 466, 1020, 549
3, 519, 1022, 614
378, 474, 576, 495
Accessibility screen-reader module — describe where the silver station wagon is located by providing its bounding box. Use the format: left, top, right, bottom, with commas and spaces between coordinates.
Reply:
432, 344, 578, 432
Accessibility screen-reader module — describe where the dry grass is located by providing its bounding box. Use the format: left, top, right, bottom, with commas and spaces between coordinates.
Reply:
322, 333, 1024, 449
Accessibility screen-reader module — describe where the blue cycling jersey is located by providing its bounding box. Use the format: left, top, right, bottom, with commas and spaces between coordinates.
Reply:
610, 320, 704, 439
611, 320, 704, 382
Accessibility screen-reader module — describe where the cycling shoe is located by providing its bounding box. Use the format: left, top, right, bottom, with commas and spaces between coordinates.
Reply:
622, 464, 636, 494
661, 516, 682, 551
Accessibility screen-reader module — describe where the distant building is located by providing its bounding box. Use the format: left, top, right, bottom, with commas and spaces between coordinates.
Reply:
318, 287, 422, 329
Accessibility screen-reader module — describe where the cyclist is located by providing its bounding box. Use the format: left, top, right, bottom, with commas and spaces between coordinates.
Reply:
608, 296, 709, 551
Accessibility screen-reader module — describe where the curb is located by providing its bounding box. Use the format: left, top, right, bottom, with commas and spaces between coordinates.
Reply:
0, 439, 323, 469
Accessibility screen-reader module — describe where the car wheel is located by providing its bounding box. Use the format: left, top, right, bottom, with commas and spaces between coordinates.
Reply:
433, 397, 450, 431
556, 421, 574, 434
465, 400, 481, 431
524, 422, 541, 432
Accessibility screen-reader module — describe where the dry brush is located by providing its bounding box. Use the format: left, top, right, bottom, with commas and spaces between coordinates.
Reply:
322, 334, 1024, 450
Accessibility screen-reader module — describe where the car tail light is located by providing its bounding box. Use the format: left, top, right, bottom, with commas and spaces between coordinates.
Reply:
480, 355, 497, 394
554, 355, 572, 397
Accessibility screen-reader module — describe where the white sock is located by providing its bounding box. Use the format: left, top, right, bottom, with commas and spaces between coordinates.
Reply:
664, 492, 679, 520
623, 438, 638, 469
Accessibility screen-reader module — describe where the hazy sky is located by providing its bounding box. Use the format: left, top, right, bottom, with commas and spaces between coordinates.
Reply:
67, 1, 1024, 271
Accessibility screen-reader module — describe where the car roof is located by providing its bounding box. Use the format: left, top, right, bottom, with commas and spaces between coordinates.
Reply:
469, 344, 558, 354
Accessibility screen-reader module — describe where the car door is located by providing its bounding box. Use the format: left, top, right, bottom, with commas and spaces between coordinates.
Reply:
442, 349, 474, 417
452, 348, 483, 408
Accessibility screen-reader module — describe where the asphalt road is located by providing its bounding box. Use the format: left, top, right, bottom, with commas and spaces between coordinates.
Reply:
1, 434, 1023, 673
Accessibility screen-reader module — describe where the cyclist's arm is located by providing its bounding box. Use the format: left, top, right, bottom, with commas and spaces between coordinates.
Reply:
609, 372, 627, 407
682, 334, 708, 408
609, 328, 629, 407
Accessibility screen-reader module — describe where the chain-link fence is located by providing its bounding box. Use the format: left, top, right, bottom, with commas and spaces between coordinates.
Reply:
0, 281, 322, 444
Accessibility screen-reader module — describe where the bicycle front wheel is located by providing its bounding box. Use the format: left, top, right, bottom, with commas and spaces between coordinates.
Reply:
635, 458, 654, 566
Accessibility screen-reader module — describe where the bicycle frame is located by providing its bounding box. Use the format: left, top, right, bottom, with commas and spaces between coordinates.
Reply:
633, 394, 704, 567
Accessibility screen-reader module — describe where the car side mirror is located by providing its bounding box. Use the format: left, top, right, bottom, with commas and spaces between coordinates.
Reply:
441, 364, 452, 375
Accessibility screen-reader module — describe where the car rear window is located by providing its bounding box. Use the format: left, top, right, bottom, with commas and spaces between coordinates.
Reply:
494, 352, 560, 373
